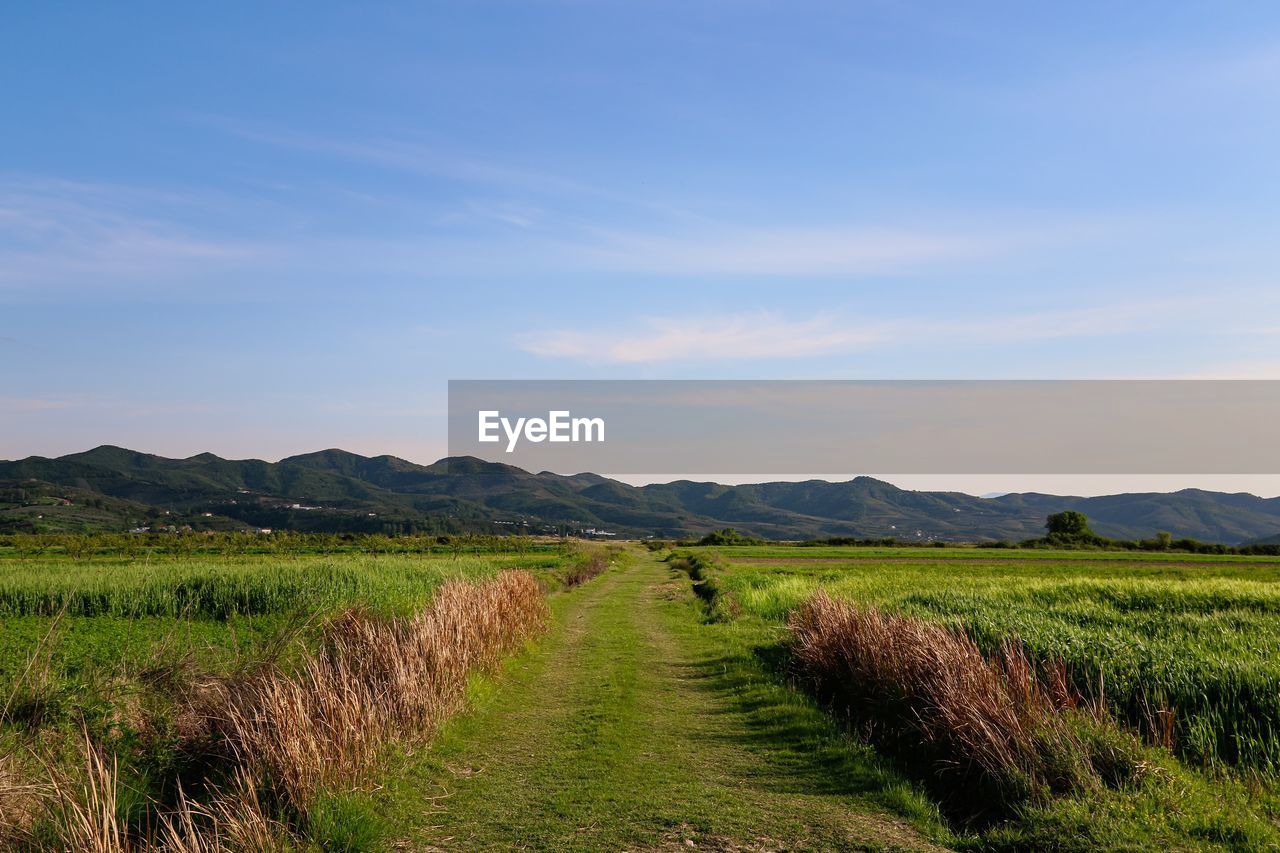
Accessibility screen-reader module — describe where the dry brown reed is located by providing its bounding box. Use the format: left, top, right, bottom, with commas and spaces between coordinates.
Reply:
0, 747, 45, 846
192, 569, 548, 810
788, 590, 1141, 818
0, 570, 547, 850
156, 769, 286, 853
45, 733, 126, 853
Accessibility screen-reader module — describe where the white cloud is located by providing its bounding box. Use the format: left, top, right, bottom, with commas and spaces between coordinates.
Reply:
521, 305, 1160, 364
525, 312, 888, 363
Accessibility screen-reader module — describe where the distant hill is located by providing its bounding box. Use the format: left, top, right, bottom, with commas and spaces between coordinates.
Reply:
3, 445, 1280, 543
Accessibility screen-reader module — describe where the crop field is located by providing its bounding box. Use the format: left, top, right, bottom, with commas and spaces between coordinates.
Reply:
694, 546, 1280, 771
669, 545, 1280, 845
0, 544, 570, 849
6, 539, 1280, 850
0, 551, 563, 687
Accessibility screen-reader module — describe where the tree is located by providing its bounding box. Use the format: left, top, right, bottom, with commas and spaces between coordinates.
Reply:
63, 534, 92, 561
697, 528, 764, 546
13, 532, 43, 559
1045, 511, 1093, 538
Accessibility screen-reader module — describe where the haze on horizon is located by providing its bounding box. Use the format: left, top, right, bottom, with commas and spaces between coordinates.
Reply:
4, 2, 1280, 496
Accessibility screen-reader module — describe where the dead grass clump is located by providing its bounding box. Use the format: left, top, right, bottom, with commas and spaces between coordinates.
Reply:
45, 733, 126, 853
200, 570, 548, 810
1, 747, 47, 845
157, 768, 288, 852
562, 552, 609, 588
39, 740, 286, 852
788, 591, 1143, 819
5, 570, 546, 850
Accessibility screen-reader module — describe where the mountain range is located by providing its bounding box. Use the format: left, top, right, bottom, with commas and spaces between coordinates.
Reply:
3, 446, 1280, 544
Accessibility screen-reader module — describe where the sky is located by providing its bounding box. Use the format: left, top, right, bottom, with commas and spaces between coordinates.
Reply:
3, 2, 1280, 495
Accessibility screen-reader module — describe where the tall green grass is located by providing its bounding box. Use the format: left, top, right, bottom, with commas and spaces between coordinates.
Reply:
0, 554, 550, 728
702, 548, 1280, 772
0, 554, 513, 619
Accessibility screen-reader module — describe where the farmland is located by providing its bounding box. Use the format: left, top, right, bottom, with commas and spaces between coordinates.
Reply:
674, 544, 1280, 847
691, 546, 1280, 770
0, 549, 566, 700
4, 538, 1280, 849
0, 541, 566, 849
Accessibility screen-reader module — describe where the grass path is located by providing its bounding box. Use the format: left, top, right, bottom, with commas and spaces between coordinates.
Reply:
383, 552, 946, 851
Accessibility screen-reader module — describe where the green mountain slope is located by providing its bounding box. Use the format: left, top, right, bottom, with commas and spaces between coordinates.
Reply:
3, 446, 1280, 543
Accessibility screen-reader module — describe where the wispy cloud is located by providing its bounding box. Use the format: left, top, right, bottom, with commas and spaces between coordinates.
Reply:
569, 223, 1060, 277
436, 199, 543, 229
1000, 39, 1280, 129
524, 312, 887, 363
312, 215, 1070, 282
1176, 360, 1280, 379
0, 177, 265, 291
0, 393, 229, 416
521, 304, 1166, 364
0, 397, 73, 412
1200, 42, 1280, 90
198, 115, 623, 202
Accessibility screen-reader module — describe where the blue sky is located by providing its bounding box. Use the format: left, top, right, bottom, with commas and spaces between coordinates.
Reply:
3, 2, 1280, 493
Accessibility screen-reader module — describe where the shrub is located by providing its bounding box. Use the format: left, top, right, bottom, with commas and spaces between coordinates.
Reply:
696, 528, 764, 546
562, 552, 609, 588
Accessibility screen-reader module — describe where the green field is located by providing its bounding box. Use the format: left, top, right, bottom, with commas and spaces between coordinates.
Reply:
5, 540, 1280, 850
0, 545, 572, 849
0, 552, 562, 693
691, 546, 1280, 772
